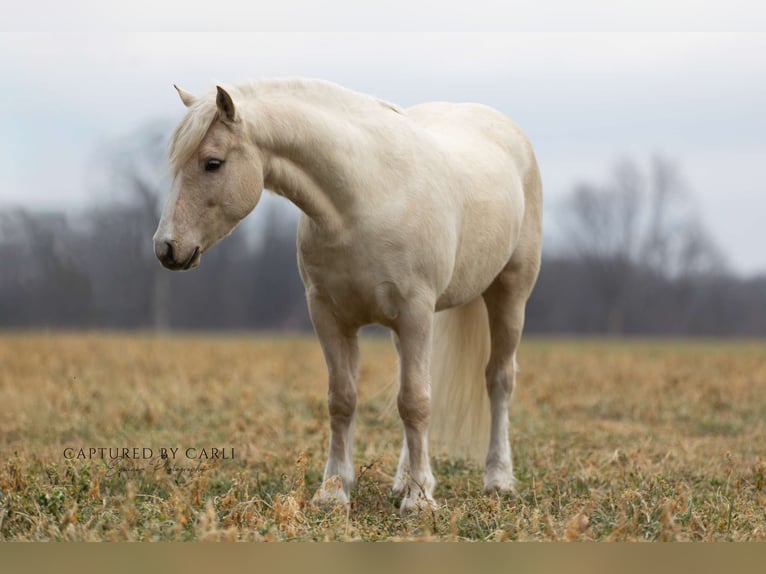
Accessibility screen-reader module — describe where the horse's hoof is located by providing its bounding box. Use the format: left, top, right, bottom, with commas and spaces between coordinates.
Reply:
483, 463, 517, 494
399, 492, 438, 516
483, 476, 518, 495
311, 475, 350, 509
391, 475, 407, 496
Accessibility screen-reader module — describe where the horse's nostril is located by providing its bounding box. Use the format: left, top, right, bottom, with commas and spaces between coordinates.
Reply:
164, 241, 174, 263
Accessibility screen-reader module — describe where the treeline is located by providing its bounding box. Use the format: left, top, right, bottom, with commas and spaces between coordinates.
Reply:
529, 258, 766, 335
0, 203, 308, 330
0, 135, 763, 335
529, 157, 766, 336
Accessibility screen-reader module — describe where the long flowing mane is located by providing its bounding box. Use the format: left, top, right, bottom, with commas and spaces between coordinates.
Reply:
168, 78, 402, 175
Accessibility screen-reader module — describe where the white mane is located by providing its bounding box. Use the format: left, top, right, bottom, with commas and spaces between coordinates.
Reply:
168, 78, 401, 175
168, 96, 218, 174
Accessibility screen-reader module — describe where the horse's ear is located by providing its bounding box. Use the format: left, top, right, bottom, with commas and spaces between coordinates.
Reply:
173, 84, 196, 108
216, 86, 237, 122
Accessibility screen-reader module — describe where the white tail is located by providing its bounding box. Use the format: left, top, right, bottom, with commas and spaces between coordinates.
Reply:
429, 297, 491, 463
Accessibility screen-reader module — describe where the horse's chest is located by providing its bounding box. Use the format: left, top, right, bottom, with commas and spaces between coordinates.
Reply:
297, 237, 394, 324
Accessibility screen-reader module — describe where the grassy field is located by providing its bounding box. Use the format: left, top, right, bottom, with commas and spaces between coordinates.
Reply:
0, 332, 764, 541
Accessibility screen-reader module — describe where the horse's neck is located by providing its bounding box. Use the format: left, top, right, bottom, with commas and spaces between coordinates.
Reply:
252, 90, 406, 229
251, 97, 367, 231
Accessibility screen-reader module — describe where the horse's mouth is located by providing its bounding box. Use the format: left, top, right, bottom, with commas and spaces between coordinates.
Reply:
182, 246, 201, 270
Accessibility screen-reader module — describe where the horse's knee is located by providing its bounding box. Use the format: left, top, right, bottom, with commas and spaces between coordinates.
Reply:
328, 380, 356, 423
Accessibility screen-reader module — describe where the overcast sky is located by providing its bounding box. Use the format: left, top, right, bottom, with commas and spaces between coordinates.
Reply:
1, 4, 765, 273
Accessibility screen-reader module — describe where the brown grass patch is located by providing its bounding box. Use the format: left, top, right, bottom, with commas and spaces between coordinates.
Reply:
0, 333, 764, 541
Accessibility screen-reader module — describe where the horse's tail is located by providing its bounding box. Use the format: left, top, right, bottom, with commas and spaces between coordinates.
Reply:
429, 297, 491, 463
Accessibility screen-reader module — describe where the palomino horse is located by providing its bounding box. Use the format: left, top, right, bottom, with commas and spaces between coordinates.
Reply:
154, 78, 542, 513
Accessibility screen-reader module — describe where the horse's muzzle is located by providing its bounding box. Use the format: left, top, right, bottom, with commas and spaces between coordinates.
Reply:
155, 240, 200, 271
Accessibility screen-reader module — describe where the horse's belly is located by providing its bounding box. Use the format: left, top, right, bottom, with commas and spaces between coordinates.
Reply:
435, 251, 511, 311
435, 193, 523, 310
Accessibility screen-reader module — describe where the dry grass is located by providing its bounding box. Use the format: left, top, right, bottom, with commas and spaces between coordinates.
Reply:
0, 332, 764, 541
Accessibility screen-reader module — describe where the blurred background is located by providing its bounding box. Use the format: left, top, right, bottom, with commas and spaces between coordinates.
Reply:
1, 27, 765, 335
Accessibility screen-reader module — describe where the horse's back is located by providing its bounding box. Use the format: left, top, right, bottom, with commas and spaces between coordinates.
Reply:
405, 102, 542, 308
406, 102, 537, 194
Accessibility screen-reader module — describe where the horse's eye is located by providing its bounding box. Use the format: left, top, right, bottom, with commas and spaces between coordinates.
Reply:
204, 159, 223, 172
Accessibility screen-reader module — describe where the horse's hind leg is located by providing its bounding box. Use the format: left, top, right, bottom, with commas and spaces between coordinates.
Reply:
392, 437, 410, 495
390, 332, 411, 495
481, 262, 537, 493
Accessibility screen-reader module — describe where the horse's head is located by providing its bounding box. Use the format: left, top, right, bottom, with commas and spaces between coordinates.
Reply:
153, 85, 264, 270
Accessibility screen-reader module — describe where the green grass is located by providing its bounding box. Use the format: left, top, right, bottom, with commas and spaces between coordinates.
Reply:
0, 333, 764, 541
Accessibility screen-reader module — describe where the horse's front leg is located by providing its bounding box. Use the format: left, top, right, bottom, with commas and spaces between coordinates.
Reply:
308, 293, 359, 507
395, 301, 437, 514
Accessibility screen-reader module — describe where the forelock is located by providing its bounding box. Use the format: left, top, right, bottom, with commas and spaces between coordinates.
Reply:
168, 97, 219, 175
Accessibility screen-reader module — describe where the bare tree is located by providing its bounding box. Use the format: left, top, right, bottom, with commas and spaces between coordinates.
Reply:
102, 123, 172, 330
0, 209, 92, 326
558, 156, 725, 333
